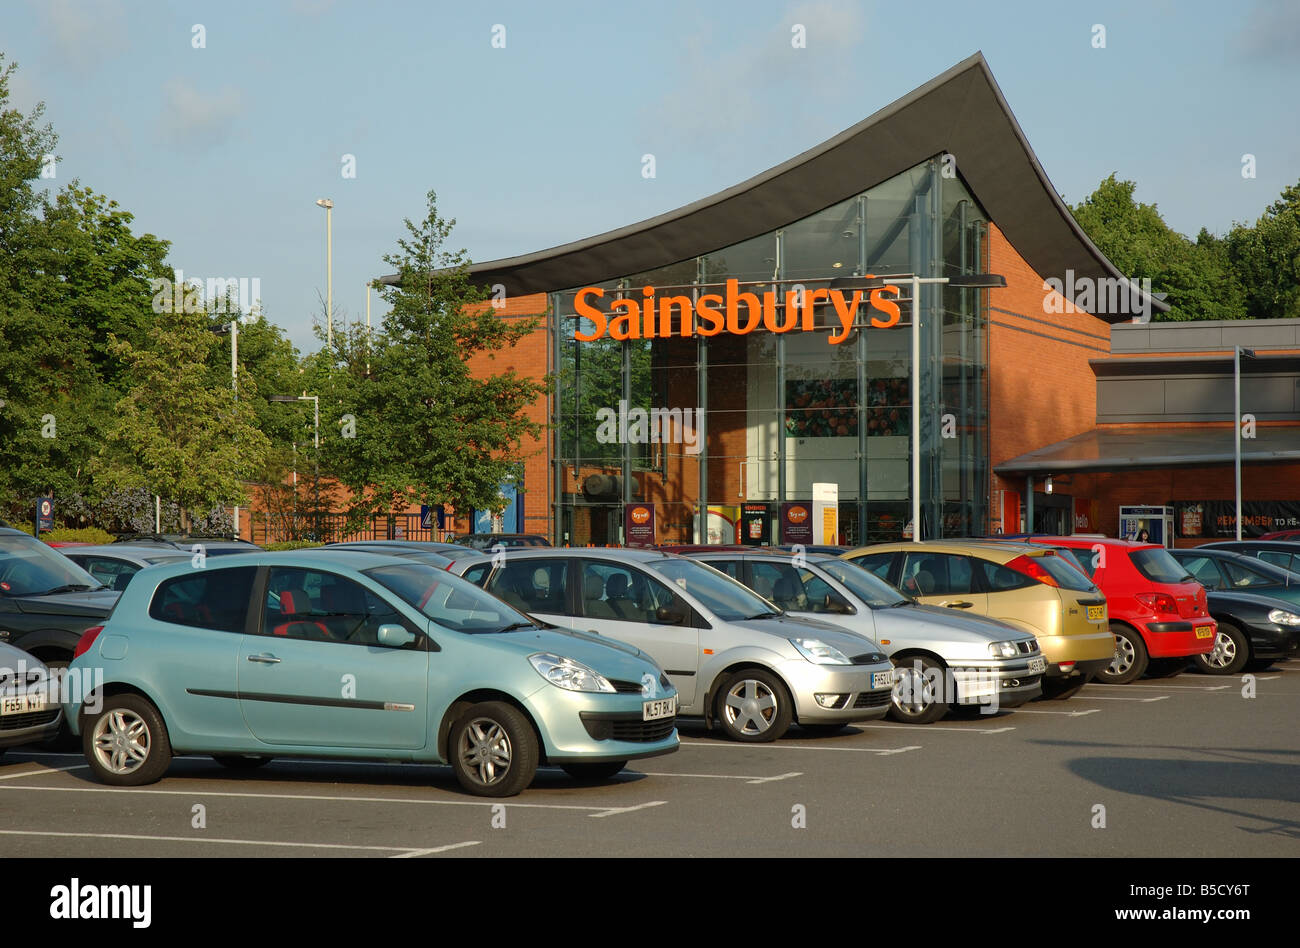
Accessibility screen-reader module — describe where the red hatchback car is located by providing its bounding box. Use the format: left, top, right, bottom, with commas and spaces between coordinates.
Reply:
1023, 537, 1217, 683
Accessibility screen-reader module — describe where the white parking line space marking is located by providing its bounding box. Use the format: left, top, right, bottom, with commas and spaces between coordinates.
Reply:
589, 800, 668, 819
0, 783, 620, 812
858, 722, 1015, 734
639, 770, 802, 784
1086, 683, 1223, 691
680, 740, 922, 755
1011, 708, 1101, 716
0, 765, 87, 781
1082, 695, 1170, 702
391, 841, 482, 857
0, 829, 470, 855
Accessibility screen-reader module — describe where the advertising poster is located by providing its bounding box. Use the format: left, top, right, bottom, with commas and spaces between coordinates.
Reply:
625, 503, 655, 546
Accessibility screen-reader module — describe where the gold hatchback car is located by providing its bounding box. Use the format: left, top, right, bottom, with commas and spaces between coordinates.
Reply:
842, 540, 1115, 699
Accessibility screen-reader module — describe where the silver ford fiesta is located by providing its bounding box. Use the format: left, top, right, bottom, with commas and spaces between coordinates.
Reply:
452, 548, 896, 742
681, 551, 1045, 723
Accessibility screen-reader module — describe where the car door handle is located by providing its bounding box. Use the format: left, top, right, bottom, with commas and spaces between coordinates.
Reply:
247, 654, 281, 664
943, 601, 973, 609
587, 629, 601, 635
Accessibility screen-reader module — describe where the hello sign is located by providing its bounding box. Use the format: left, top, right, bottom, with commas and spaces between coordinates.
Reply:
573, 277, 902, 346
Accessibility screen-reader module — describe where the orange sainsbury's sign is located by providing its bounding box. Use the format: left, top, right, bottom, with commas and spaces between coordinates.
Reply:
573, 277, 901, 346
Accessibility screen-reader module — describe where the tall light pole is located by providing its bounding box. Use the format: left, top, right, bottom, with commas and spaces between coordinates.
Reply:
211, 319, 240, 537
271, 393, 320, 540
316, 198, 334, 351
1234, 346, 1256, 541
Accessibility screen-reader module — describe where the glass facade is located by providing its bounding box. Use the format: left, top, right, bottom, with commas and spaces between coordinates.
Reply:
551, 157, 990, 546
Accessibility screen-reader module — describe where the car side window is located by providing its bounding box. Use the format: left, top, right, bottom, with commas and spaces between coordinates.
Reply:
1220, 559, 1275, 588
899, 553, 973, 596
486, 559, 569, 615
852, 552, 894, 581
977, 559, 1036, 592
460, 563, 491, 586
1179, 555, 1225, 588
707, 559, 742, 580
262, 567, 410, 646
579, 562, 691, 625
79, 557, 139, 591
150, 566, 256, 633
1257, 551, 1298, 572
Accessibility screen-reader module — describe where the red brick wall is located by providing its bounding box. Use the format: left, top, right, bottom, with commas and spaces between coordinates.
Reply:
987, 222, 1112, 528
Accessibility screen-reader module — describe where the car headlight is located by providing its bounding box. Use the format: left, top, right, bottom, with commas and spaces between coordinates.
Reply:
528, 653, 616, 693
789, 638, 852, 665
988, 640, 1020, 658
1267, 609, 1300, 627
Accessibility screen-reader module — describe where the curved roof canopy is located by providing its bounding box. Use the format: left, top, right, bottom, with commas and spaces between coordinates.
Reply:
381, 52, 1164, 321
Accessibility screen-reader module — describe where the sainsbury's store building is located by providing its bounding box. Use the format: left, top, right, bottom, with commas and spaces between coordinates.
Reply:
403, 53, 1297, 548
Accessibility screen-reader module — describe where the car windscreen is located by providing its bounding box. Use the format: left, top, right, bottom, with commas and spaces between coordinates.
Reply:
364, 563, 534, 633
1130, 548, 1193, 585
0, 536, 104, 596
642, 557, 777, 621
817, 559, 910, 607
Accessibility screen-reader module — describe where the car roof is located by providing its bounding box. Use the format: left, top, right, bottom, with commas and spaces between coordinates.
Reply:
476, 546, 678, 562
60, 545, 190, 559
847, 539, 1045, 558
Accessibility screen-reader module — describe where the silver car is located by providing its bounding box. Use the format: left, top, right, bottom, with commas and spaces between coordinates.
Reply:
453, 548, 896, 742
58, 545, 191, 592
684, 551, 1045, 723
0, 644, 63, 753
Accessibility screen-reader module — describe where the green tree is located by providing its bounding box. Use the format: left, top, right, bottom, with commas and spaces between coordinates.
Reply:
1070, 174, 1246, 321
92, 306, 272, 529
1226, 181, 1300, 319
314, 191, 547, 528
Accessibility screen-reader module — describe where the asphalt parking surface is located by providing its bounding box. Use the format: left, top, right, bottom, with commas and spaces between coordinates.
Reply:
3, 662, 1296, 858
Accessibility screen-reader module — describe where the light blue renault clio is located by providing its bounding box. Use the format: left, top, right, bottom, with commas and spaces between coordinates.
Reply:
63, 550, 678, 796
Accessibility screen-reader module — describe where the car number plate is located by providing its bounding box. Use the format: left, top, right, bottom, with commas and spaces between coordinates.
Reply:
642, 697, 676, 721
1, 692, 46, 716
1195, 625, 1214, 639
1086, 605, 1105, 621
872, 670, 895, 689
1028, 657, 1047, 674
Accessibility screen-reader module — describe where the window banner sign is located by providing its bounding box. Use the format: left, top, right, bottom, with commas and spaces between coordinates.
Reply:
625, 503, 656, 546
1175, 501, 1300, 539
740, 503, 772, 546
780, 502, 814, 545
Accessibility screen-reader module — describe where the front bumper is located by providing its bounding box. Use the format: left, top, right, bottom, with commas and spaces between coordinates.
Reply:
525, 686, 680, 764
1245, 624, 1300, 660
776, 659, 894, 723
1139, 619, 1217, 658
0, 707, 62, 750
946, 657, 1045, 708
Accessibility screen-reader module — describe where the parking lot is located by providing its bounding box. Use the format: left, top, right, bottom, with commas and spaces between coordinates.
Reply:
2, 662, 1296, 858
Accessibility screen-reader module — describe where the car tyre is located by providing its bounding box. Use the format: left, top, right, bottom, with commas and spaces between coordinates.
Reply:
715, 668, 793, 742
83, 694, 172, 787
887, 655, 949, 724
1097, 624, 1148, 684
1038, 673, 1091, 700
560, 761, 627, 782
449, 701, 538, 797
1243, 658, 1275, 673
1145, 657, 1189, 679
213, 754, 273, 770
1192, 623, 1250, 676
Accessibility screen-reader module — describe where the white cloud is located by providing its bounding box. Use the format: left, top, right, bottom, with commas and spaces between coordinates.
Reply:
159, 78, 247, 149
38, 0, 127, 69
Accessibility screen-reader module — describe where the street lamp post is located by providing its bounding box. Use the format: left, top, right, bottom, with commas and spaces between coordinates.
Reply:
211, 319, 240, 537
1234, 346, 1256, 541
316, 198, 334, 351
271, 393, 320, 540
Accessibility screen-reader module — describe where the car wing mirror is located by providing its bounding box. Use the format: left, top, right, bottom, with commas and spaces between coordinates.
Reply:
377, 624, 417, 648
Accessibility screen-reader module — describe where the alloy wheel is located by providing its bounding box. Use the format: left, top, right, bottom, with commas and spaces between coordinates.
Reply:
723, 678, 779, 736
92, 708, 151, 776
1206, 630, 1237, 670
1109, 636, 1136, 676
457, 717, 513, 786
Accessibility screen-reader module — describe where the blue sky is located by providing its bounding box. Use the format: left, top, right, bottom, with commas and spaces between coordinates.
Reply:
6, 0, 1298, 352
